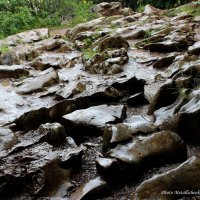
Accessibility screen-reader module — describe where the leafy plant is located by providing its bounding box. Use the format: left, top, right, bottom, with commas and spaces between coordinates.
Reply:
0, 44, 10, 54
82, 48, 97, 60
0, 0, 96, 39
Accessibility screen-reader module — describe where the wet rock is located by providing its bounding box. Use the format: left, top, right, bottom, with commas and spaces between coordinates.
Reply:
0, 28, 49, 46
0, 52, 18, 65
188, 41, 200, 55
34, 37, 73, 52
143, 5, 165, 16
0, 65, 29, 79
103, 115, 156, 149
133, 156, 200, 200
31, 53, 72, 70
96, 157, 119, 180
58, 145, 83, 169
107, 64, 124, 75
154, 88, 200, 142
0, 140, 82, 197
0, 127, 17, 151
144, 40, 188, 53
176, 89, 200, 142
38, 123, 66, 146
148, 80, 179, 115
69, 17, 105, 39
56, 82, 86, 99
96, 36, 129, 52
92, 2, 123, 17
153, 54, 176, 69
15, 38, 74, 61
122, 7, 133, 16
103, 124, 134, 150
16, 68, 59, 94
8, 123, 67, 154
111, 14, 142, 26
117, 27, 146, 40
96, 157, 118, 171
69, 176, 110, 200
74, 30, 109, 50
0, 143, 60, 196
172, 12, 192, 21
84, 47, 128, 75
111, 76, 145, 96
107, 131, 187, 167
62, 105, 126, 140
15, 45, 40, 61
75, 31, 96, 41
15, 107, 51, 131
172, 60, 200, 80
127, 92, 149, 107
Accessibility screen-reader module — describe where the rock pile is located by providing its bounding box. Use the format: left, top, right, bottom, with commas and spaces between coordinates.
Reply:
0, 1, 199, 199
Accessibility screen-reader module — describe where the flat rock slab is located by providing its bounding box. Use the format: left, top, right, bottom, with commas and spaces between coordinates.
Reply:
0, 65, 29, 79
103, 115, 157, 149
0, 140, 82, 197
31, 53, 71, 70
16, 68, 59, 94
144, 40, 188, 53
0, 127, 17, 151
6, 123, 66, 156
154, 88, 200, 142
133, 156, 200, 200
107, 131, 187, 166
0, 28, 49, 46
69, 176, 110, 200
62, 105, 126, 138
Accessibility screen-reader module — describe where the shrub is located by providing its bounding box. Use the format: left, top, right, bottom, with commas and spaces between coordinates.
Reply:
0, 0, 96, 39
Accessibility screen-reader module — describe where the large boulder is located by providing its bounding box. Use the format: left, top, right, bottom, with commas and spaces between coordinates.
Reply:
68, 17, 105, 39
154, 89, 200, 142
107, 131, 187, 167
0, 65, 29, 79
69, 177, 110, 200
133, 156, 200, 200
103, 115, 156, 149
188, 41, 200, 55
31, 53, 72, 70
96, 36, 129, 52
0, 28, 49, 46
16, 68, 59, 94
84, 47, 128, 75
92, 2, 124, 17
0, 127, 17, 151
0, 51, 18, 65
143, 5, 165, 16
0, 141, 82, 198
62, 105, 126, 140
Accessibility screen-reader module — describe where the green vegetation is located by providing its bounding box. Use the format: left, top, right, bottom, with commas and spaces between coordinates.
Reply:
0, 0, 96, 39
0, 0, 198, 39
167, 1, 200, 16
0, 44, 10, 54
67, 1, 96, 27
82, 32, 101, 49
82, 48, 97, 60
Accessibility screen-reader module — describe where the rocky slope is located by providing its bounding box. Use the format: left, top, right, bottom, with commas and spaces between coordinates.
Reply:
0, 2, 200, 200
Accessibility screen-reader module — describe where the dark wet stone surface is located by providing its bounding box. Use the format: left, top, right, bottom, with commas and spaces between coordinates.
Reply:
107, 131, 187, 166
133, 156, 200, 200
16, 68, 59, 95
0, 2, 200, 199
69, 176, 110, 200
0, 65, 29, 79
